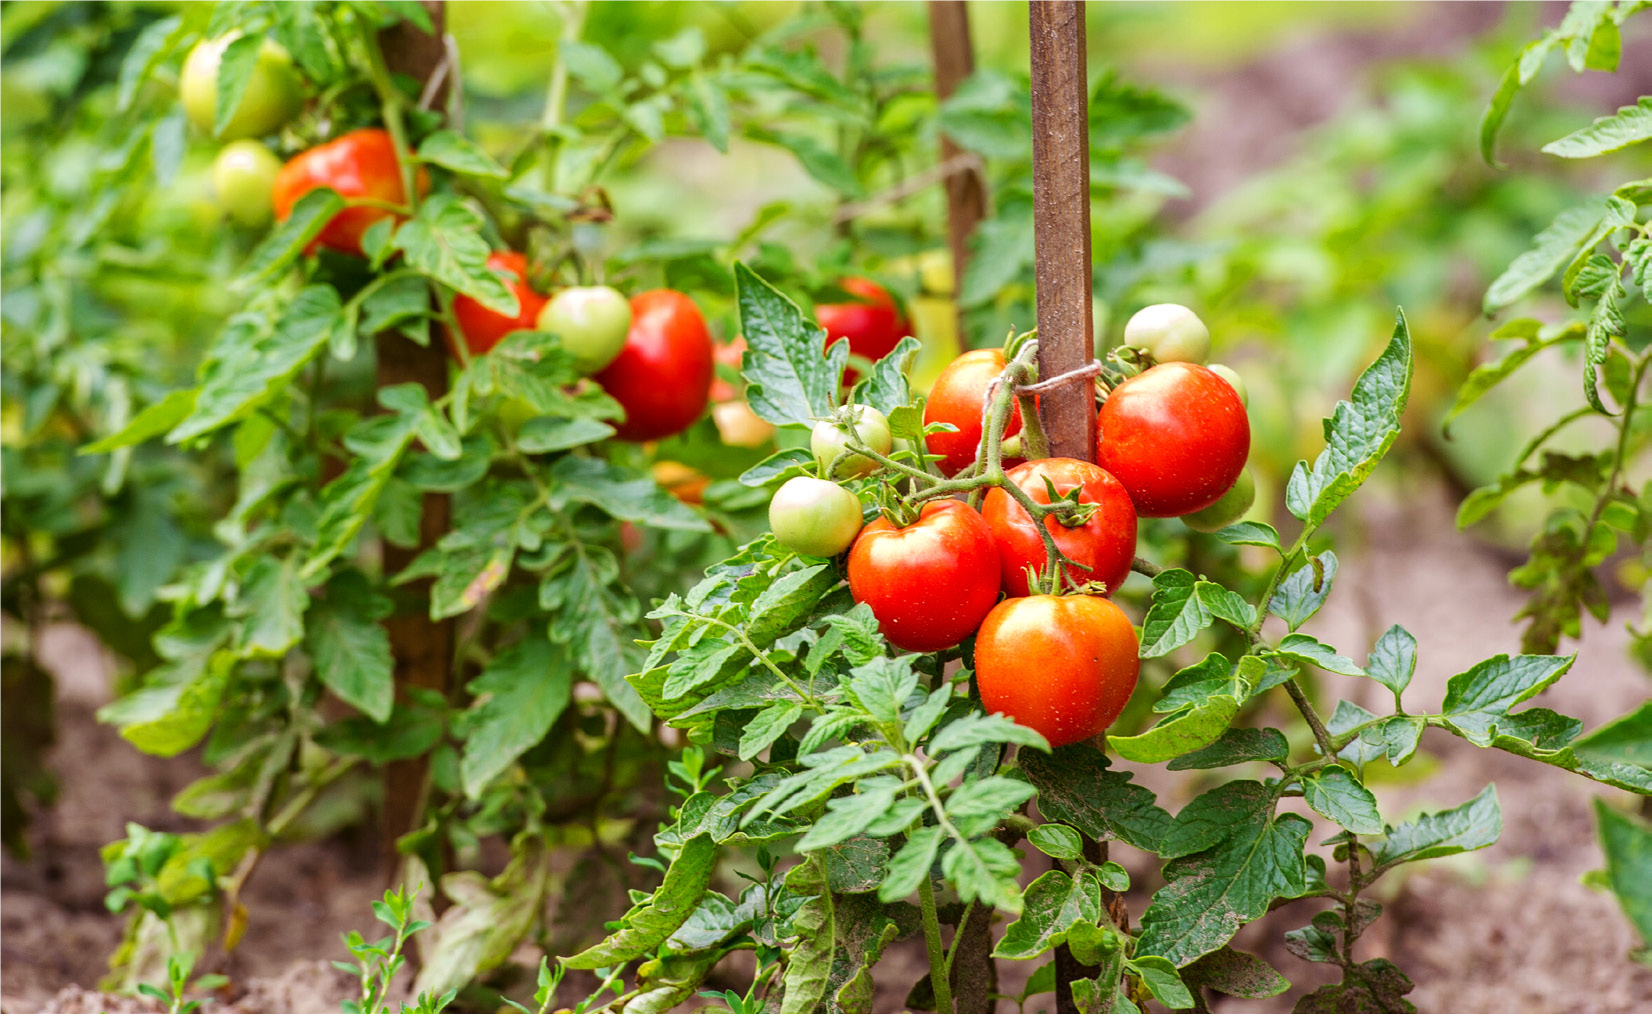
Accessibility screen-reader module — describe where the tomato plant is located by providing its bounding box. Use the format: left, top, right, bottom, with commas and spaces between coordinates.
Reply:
847, 499, 1001, 652
450, 250, 548, 356
271, 127, 426, 256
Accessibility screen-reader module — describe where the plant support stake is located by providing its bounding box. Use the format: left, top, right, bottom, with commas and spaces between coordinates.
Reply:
1028, 0, 1096, 464
929, 0, 987, 299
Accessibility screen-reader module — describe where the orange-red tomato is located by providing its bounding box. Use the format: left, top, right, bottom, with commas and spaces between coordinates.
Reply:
450, 251, 548, 356
982, 458, 1137, 597
817, 277, 909, 366
271, 128, 428, 257
975, 594, 1139, 748
847, 500, 1000, 653
1097, 362, 1249, 517
652, 462, 712, 506
923, 349, 1025, 477
595, 290, 715, 442
709, 336, 748, 403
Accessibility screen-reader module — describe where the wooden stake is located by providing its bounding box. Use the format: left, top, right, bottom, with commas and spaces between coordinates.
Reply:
378, 0, 454, 882
928, 1, 986, 298
1028, 0, 1096, 464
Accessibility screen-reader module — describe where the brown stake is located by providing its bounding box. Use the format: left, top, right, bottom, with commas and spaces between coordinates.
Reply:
1028, 0, 1096, 464
377, 0, 454, 882
928, 1, 987, 299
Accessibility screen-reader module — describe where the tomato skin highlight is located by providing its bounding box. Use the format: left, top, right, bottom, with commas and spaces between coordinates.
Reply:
817, 277, 909, 365
983, 458, 1137, 597
923, 349, 1025, 477
975, 594, 1140, 748
1097, 362, 1249, 518
271, 128, 427, 257
450, 251, 547, 356
847, 500, 1001, 653
595, 290, 715, 442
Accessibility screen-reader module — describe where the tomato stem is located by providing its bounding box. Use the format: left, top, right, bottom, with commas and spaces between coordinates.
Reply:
357, 18, 421, 220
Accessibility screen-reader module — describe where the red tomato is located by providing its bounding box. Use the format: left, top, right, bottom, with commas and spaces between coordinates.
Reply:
846, 500, 1000, 653
450, 251, 548, 356
982, 458, 1137, 597
923, 349, 1024, 477
1097, 362, 1249, 518
595, 290, 715, 442
817, 277, 909, 366
271, 128, 429, 256
975, 594, 1139, 748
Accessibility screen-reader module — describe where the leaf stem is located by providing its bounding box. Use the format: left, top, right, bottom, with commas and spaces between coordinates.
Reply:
1284, 678, 1336, 759
919, 874, 955, 1014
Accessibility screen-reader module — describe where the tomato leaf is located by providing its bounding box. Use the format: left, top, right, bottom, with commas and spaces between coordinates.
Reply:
736, 263, 847, 427
992, 870, 1102, 960
1300, 766, 1384, 835
1166, 727, 1290, 771
393, 195, 519, 316
1267, 552, 1337, 631
1021, 748, 1172, 853
1371, 785, 1500, 871
850, 335, 920, 417
459, 638, 573, 796
1135, 810, 1311, 966
416, 129, 509, 179
306, 570, 394, 723
1111, 693, 1240, 764
238, 188, 345, 288
1138, 568, 1212, 658
1285, 312, 1412, 526
1543, 95, 1652, 159
562, 834, 719, 969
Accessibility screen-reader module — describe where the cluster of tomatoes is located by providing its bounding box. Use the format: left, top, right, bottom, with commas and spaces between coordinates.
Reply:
770, 303, 1253, 748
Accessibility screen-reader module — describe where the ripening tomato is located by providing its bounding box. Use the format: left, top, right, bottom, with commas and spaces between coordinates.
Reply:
709, 336, 747, 403
923, 349, 1024, 477
975, 594, 1139, 748
212, 140, 283, 227
180, 35, 304, 140
1097, 362, 1249, 518
847, 500, 1000, 653
271, 128, 428, 257
817, 277, 909, 365
451, 251, 548, 356
653, 461, 711, 506
595, 290, 715, 442
538, 285, 632, 374
770, 477, 863, 558
1123, 303, 1209, 365
812, 406, 893, 479
983, 458, 1137, 597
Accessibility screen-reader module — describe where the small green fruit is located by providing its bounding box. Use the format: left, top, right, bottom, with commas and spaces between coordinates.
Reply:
1208, 363, 1248, 408
211, 140, 282, 227
537, 286, 632, 375
180, 35, 304, 140
1181, 468, 1256, 533
769, 477, 862, 557
811, 406, 893, 478
1124, 303, 1210, 365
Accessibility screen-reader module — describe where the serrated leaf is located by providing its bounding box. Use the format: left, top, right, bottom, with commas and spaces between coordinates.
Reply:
1543, 95, 1652, 158
1440, 654, 1574, 746
1268, 553, 1337, 631
1301, 766, 1384, 834
1167, 727, 1290, 771
1365, 624, 1417, 703
850, 336, 919, 417
393, 195, 518, 315
306, 571, 394, 722
1181, 947, 1290, 999
1128, 956, 1193, 1010
1139, 569, 1212, 658
738, 701, 803, 762
1215, 521, 1281, 551
460, 638, 572, 796
738, 447, 814, 487
1159, 780, 1275, 859
1271, 634, 1365, 678
735, 263, 845, 427
1286, 314, 1412, 525
211, 33, 263, 138
1022, 749, 1172, 853
877, 826, 942, 902
1371, 785, 1500, 870
1027, 824, 1084, 861
992, 870, 1102, 960
238, 188, 345, 288
1196, 582, 1257, 629
548, 456, 710, 531
1135, 811, 1311, 966
564, 835, 719, 968
82, 390, 198, 454
416, 129, 509, 178
231, 556, 307, 657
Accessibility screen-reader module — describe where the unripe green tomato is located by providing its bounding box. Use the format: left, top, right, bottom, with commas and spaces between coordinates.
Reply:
1208, 363, 1248, 408
1181, 467, 1256, 533
211, 140, 282, 227
1124, 303, 1210, 365
769, 477, 862, 557
811, 407, 893, 478
180, 35, 305, 140
537, 285, 632, 375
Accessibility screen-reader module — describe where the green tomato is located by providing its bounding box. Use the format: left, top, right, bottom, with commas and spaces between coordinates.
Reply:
180, 35, 304, 140
1208, 363, 1248, 408
1124, 303, 1209, 365
537, 286, 632, 375
211, 140, 282, 227
769, 477, 862, 557
811, 406, 893, 478
1181, 467, 1256, 533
